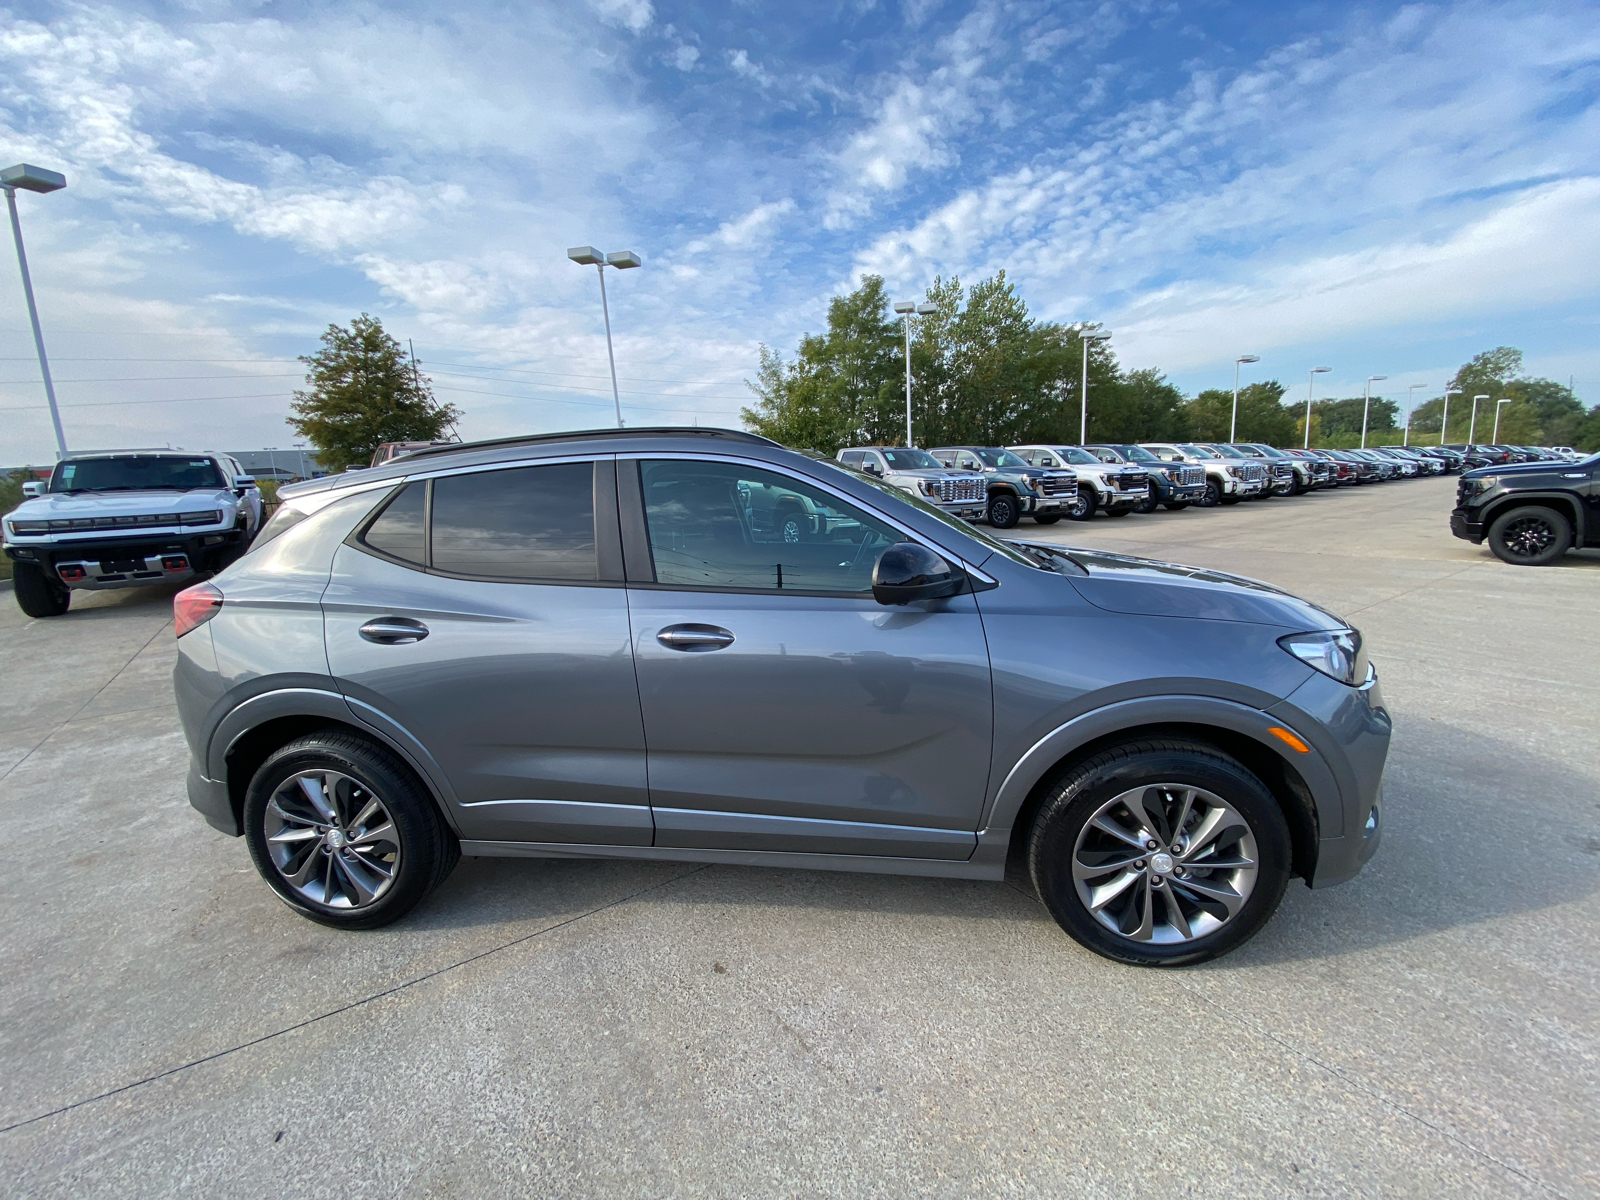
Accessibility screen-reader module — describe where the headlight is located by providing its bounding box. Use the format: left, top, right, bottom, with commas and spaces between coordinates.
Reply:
1279, 629, 1368, 687
180, 510, 225, 526
1226, 466, 1243, 479
1462, 476, 1496, 495
10, 519, 48, 533
916, 480, 934, 495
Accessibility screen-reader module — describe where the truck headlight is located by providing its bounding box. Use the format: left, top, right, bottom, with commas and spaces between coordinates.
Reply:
10, 520, 48, 533
1279, 629, 1368, 687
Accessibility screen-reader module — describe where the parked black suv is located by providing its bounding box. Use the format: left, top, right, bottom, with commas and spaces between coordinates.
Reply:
1450, 452, 1599, 565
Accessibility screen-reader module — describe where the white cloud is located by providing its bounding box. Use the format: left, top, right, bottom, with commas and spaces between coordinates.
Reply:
588, 0, 654, 34
671, 44, 700, 71
728, 49, 772, 86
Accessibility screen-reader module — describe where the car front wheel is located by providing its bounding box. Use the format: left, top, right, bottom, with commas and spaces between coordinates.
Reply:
12, 560, 70, 617
1027, 740, 1291, 966
1066, 488, 1096, 520
987, 493, 1020, 529
1197, 480, 1221, 507
243, 730, 460, 930
1487, 505, 1573, 566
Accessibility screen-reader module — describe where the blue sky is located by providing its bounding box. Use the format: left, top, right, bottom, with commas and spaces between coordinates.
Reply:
0, 0, 1596, 460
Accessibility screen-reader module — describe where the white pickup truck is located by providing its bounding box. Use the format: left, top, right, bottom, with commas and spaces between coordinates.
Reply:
3, 450, 262, 617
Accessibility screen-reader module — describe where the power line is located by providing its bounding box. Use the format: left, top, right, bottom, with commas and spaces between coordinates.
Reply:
0, 373, 302, 384
0, 392, 291, 411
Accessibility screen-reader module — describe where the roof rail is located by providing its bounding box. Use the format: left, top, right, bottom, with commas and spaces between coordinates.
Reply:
401, 426, 781, 461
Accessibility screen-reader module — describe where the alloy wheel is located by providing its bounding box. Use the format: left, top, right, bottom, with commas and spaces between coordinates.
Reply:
264, 769, 402, 909
1501, 515, 1555, 559
1071, 783, 1259, 944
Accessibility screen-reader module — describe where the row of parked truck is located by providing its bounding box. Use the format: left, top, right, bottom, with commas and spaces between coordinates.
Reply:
831, 440, 1487, 529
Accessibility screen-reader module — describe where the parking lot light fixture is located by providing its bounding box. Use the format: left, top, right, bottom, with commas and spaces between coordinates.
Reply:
1360, 375, 1387, 449
894, 300, 940, 446
1304, 367, 1332, 448
2, 163, 68, 459
1079, 328, 1113, 443
1492, 397, 1512, 443
1439, 386, 1462, 445
1231, 355, 1261, 443
1468, 394, 1490, 445
1405, 383, 1427, 446
567, 245, 642, 428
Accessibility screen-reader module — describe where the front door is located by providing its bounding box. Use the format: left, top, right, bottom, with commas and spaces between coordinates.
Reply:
622, 457, 993, 859
323, 457, 652, 846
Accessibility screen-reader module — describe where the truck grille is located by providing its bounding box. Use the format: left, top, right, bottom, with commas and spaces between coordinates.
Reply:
1038, 474, 1075, 496
1270, 464, 1293, 481
931, 478, 985, 503
1115, 472, 1148, 490
9, 511, 222, 535
1175, 466, 1204, 487
1240, 464, 1267, 484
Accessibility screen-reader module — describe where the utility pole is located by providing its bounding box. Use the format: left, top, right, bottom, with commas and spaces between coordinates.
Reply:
1, 164, 68, 459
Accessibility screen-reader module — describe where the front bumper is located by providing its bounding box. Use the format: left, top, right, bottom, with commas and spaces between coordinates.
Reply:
4, 528, 245, 590
1450, 509, 1485, 543
1102, 486, 1151, 510
1224, 477, 1265, 496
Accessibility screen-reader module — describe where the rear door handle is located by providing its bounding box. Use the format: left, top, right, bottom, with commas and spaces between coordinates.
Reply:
359, 617, 429, 645
657, 624, 735, 652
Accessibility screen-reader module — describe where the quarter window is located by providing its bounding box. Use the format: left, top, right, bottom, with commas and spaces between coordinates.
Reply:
360, 482, 426, 565
638, 460, 900, 593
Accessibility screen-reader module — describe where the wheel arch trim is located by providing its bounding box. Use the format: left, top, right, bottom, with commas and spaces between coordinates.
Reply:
208, 688, 464, 836
1478, 492, 1585, 542
977, 694, 1341, 849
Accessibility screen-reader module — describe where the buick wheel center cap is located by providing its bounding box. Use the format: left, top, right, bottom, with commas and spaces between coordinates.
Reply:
1150, 852, 1175, 875
326, 829, 347, 850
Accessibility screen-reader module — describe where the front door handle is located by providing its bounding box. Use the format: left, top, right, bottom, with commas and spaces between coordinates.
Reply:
656, 624, 735, 652
359, 617, 429, 645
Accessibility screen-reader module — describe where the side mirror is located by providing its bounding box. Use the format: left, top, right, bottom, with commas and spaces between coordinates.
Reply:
872, 542, 964, 606
21, 481, 43, 498
233, 474, 255, 488
865, 462, 883, 476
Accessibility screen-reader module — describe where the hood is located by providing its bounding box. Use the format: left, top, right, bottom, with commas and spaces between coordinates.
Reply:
1062, 547, 1347, 630
1462, 459, 1586, 481
12, 488, 234, 519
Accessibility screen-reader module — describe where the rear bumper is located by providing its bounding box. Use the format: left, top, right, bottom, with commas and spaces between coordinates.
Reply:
188, 759, 239, 836
1450, 509, 1485, 543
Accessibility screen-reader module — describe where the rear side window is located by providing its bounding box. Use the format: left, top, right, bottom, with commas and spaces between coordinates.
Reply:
360, 482, 426, 565
431, 463, 596, 580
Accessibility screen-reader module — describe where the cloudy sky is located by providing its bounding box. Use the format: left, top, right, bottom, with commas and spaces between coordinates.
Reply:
0, 0, 1595, 462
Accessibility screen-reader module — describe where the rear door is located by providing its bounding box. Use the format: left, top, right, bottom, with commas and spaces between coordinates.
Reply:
323, 456, 652, 847
621, 456, 993, 859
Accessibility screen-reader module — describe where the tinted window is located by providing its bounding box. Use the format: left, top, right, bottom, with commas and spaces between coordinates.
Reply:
639, 460, 900, 592
52, 456, 224, 493
431, 463, 596, 580
360, 482, 426, 565
977, 449, 1028, 468
881, 449, 940, 470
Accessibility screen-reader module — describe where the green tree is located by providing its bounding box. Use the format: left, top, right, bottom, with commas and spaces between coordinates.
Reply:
1090, 367, 1190, 443
1573, 404, 1600, 453
1184, 381, 1296, 444
1308, 396, 1399, 439
287, 314, 459, 471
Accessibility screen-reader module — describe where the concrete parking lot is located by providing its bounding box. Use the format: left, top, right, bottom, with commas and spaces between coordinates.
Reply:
1, 474, 1595, 1198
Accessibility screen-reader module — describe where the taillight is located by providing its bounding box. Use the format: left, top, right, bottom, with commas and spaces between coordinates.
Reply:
174, 581, 223, 638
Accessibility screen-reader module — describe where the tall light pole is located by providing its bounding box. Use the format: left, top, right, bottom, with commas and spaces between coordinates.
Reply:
1079, 328, 1113, 444
1304, 366, 1331, 449
265, 447, 278, 478
1492, 397, 1512, 443
567, 246, 642, 428
1360, 375, 1387, 448
1439, 386, 1461, 445
1467, 394, 1489, 445
1404, 383, 1427, 446
1231, 354, 1261, 443
2, 164, 68, 459
893, 299, 939, 447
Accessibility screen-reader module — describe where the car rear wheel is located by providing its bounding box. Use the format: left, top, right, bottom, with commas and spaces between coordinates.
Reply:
1487, 506, 1572, 566
243, 730, 460, 930
1028, 741, 1291, 966
987, 493, 1020, 529
1066, 488, 1095, 521
12, 560, 71, 617
777, 508, 811, 543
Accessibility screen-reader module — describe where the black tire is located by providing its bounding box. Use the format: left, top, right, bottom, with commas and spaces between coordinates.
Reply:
1027, 740, 1292, 967
1487, 505, 1573, 567
1033, 512, 1061, 525
1163, 501, 1191, 511
12, 560, 70, 617
1134, 492, 1159, 514
243, 729, 460, 930
1066, 487, 1096, 521
987, 492, 1021, 529
1197, 480, 1222, 508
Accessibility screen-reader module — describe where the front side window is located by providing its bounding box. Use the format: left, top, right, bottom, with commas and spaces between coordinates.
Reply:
639, 460, 901, 593
976, 449, 1029, 469
880, 449, 941, 471
1054, 446, 1099, 465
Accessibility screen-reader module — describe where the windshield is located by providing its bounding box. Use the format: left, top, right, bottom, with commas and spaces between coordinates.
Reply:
50, 456, 224, 493
1248, 445, 1288, 458
881, 449, 941, 470
976, 448, 1029, 469
1178, 444, 1223, 460
1049, 446, 1097, 465
1113, 445, 1159, 463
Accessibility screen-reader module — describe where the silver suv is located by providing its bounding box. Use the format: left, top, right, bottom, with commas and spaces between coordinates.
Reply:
174, 428, 1389, 967
836, 447, 987, 520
